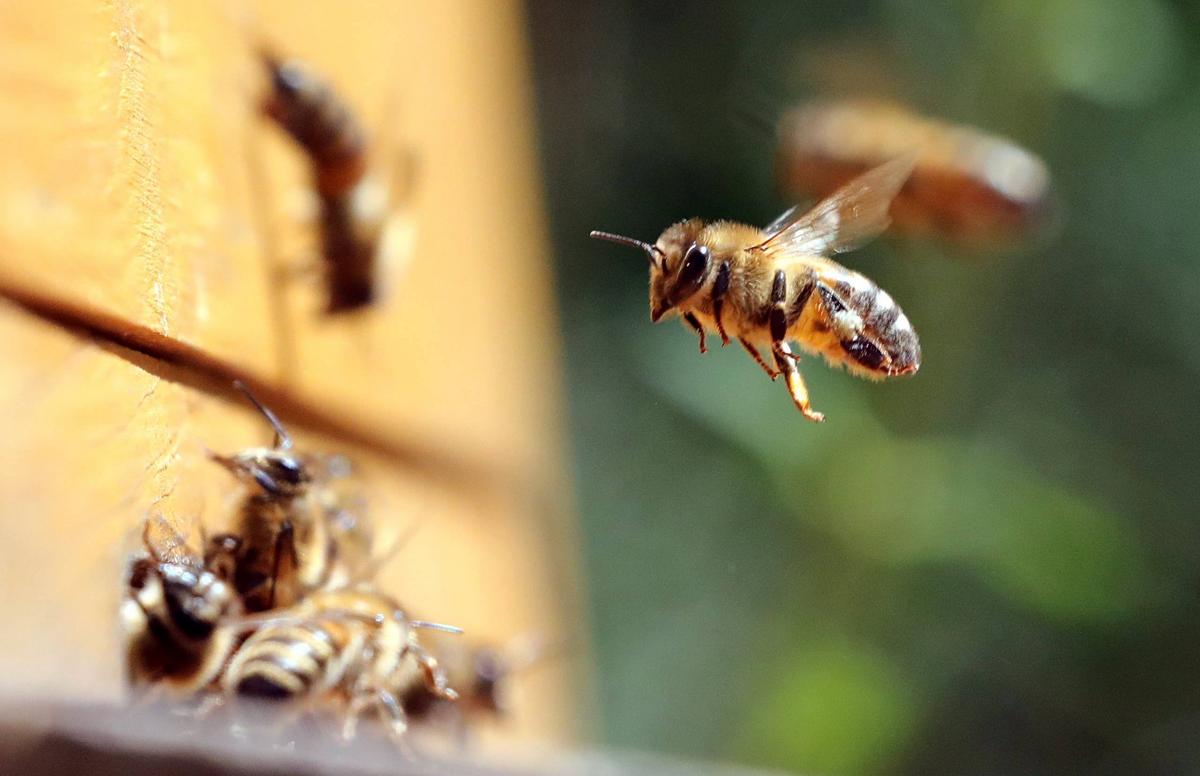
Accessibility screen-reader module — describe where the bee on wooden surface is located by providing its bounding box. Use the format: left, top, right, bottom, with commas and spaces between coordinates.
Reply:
402, 634, 554, 725
590, 156, 921, 421
122, 516, 243, 694
209, 382, 371, 612
776, 99, 1051, 248
260, 51, 415, 313
222, 585, 460, 740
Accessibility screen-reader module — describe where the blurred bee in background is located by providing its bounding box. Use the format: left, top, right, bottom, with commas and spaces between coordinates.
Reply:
209, 382, 372, 612
402, 634, 556, 727
591, 156, 921, 421
776, 99, 1052, 248
260, 49, 416, 313
222, 585, 460, 741
122, 516, 243, 694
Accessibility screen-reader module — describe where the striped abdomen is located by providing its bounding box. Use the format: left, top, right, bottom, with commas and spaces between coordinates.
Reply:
227, 620, 362, 701
793, 268, 921, 378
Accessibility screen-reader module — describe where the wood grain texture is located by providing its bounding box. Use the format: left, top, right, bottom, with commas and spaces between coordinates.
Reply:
0, 0, 581, 749
0, 1, 280, 372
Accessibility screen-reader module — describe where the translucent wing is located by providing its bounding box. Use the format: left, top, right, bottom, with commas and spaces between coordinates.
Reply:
754, 153, 918, 257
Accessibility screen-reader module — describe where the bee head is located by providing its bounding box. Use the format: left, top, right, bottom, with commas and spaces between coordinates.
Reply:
589, 219, 708, 323
214, 380, 312, 497
128, 559, 234, 642
209, 448, 313, 498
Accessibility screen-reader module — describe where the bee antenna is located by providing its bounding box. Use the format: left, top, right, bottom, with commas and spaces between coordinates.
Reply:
232, 380, 293, 450
589, 230, 663, 268
411, 620, 464, 635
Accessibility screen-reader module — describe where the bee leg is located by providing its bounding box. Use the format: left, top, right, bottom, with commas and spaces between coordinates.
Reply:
410, 642, 459, 702
768, 269, 790, 345
683, 312, 707, 354
714, 312, 730, 346
343, 688, 415, 756
779, 281, 817, 364
268, 520, 295, 610
376, 689, 416, 754
772, 342, 824, 422
342, 692, 373, 742
711, 261, 732, 346
745, 267, 792, 382
738, 338, 779, 380
768, 270, 823, 420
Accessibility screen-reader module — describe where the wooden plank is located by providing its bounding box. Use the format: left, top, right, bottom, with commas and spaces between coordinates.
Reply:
0, 0, 581, 748
0, 1, 281, 375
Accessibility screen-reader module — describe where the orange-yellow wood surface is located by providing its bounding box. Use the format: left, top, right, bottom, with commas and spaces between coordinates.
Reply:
0, 0, 580, 748
0, 1, 280, 373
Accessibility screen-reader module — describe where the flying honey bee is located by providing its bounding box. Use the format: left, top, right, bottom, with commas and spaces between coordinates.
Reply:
591, 156, 921, 421
222, 585, 460, 740
209, 382, 371, 612
776, 99, 1051, 247
260, 50, 415, 313
122, 516, 243, 694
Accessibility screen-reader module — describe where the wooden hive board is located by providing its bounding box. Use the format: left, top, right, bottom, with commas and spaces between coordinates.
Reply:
0, 0, 581, 748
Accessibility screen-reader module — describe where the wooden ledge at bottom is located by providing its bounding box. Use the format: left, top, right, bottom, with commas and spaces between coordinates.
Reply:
0, 702, 794, 776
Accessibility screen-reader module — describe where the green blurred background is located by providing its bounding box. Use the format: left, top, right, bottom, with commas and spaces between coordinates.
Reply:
527, 1, 1200, 774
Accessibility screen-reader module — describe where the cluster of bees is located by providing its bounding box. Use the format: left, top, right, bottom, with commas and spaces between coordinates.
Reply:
593, 98, 1049, 421
120, 52, 524, 746
122, 384, 513, 742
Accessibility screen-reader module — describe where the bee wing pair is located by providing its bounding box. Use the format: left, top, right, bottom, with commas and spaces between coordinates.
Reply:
756, 152, 918, 259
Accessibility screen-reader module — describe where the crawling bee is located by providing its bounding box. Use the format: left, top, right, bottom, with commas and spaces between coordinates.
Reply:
223, 585, 460, 740
210, 383, 371, 612
122, 516, 243, 694
261, 51, 414, 313
776, 99, 1051, 248
402, 634, 554, 724
591, 156, 921, 421
402, 641, 507, 721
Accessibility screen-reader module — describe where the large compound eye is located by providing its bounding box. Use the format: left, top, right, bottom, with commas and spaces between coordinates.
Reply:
274, 456, 307, 484
676, 243, 711, 290
252, 454, 310, 496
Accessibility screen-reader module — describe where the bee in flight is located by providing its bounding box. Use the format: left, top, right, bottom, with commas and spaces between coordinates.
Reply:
775, 99, 1052, 249
590, 155, 921, 421
401, 632, 558, 728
